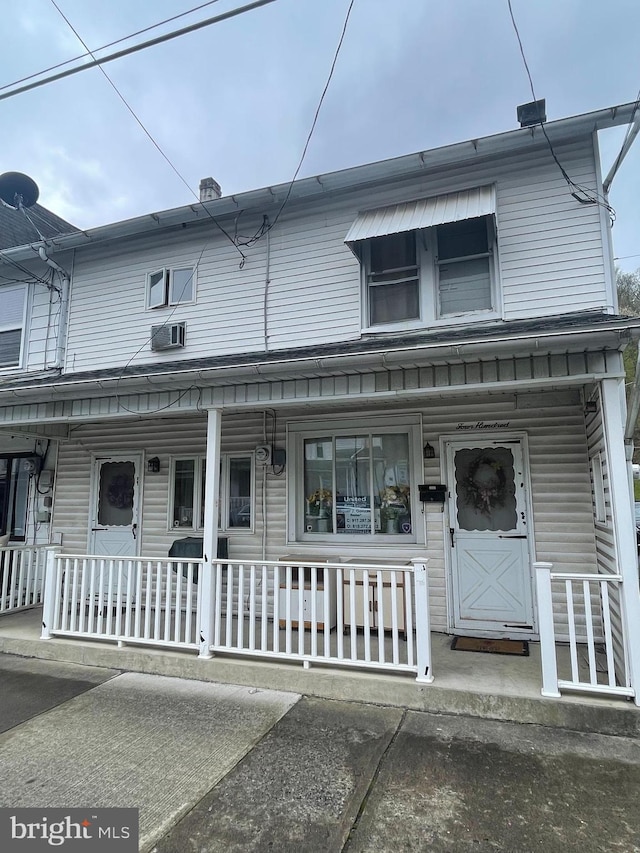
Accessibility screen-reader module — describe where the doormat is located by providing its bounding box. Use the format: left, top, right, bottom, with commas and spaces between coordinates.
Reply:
450, 636, 529, 656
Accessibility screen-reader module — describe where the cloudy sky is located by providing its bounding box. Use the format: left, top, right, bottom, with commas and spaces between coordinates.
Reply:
2, 0, 639, 271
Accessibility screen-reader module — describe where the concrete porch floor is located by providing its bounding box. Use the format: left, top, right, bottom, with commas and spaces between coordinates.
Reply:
0, 606, 637, 737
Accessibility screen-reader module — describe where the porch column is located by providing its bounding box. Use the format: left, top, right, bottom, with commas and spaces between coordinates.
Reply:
600, 377, 640, 706
199, 407, 221, 659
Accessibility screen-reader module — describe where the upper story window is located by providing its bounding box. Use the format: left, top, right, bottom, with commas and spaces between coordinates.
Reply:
346, 186, 498, 331
147, 267, 196, 309
0, 284, 26, 369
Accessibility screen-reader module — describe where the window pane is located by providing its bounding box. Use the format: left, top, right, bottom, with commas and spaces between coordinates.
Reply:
173, 460, 195, 528
170, 268, 194, 304
0, 329, 22, 367
0, 285, 25, 327
370, 232, 416, 272
228, 458, 252, 528
148, 270, 166, 308
437, 217, 488, 260
335, 436, 371, 534
370, 280, 419, 325
9, 459, 29, 538
375, 434, 411, 536
454, 447, 517, 532
304, 438, 334, 534
439, 257, 491, 315
98, 461, 134, 527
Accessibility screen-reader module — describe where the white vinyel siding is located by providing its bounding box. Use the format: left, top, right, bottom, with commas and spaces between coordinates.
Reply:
63, 136, 609, 373
50, 388, 597, 634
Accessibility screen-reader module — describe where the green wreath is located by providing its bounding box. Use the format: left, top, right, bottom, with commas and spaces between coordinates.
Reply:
462, 454, 507, 516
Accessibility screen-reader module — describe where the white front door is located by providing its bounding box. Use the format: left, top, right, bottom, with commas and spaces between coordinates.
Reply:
90, 455, 141, 557
446, 438, 534, 637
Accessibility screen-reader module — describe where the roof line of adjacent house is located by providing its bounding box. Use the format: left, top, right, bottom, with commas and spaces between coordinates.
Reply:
1, 311, 638, 399
1, 101, 636, 263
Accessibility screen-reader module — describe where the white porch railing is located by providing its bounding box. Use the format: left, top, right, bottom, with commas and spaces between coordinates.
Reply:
0, 545, 51, 615
42, 554, 432, 681
42, 554, 204, 649
535, 562, 634, 701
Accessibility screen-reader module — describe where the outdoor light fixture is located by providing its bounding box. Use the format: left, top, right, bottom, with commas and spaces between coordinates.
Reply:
147, 457, 161, 473
423, 442, 436, 459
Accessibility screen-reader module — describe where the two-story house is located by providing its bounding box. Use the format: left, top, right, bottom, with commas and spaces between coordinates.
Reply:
1, 102, 639, 704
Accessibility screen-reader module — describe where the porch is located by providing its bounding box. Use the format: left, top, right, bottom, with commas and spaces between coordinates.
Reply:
0, 544, 635, 725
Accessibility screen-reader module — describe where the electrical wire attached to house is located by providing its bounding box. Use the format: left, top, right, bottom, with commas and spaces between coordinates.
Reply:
506, 0, 616, 223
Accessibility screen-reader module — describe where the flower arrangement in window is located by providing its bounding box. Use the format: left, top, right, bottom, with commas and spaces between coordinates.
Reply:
462, 455, 507, 516
380, 486, 411, 521
307, 489, 333, 517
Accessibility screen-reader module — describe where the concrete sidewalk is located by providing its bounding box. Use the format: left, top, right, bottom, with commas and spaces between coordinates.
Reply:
1, 656, 639, 853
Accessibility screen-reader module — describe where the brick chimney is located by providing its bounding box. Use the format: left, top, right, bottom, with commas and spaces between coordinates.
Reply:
199, 177, 222, 201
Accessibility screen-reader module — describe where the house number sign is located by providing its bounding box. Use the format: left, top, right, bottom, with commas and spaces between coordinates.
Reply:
455, 421, 511, 431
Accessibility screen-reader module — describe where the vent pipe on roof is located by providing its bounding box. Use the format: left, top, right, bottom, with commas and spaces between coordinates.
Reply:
199, 177, 222, 201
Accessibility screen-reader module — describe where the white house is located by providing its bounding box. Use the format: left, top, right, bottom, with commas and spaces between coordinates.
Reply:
1, 101, 639, 704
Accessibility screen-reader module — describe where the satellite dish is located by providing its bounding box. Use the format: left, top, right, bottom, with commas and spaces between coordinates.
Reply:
0, 172, 39, 208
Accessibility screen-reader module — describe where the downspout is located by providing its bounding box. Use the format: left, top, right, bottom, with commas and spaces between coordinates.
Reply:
263, 218, 271, 352
38, 247, 70, 370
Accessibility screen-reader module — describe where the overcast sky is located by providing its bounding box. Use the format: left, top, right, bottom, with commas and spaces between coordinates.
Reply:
2, 0, 639, 271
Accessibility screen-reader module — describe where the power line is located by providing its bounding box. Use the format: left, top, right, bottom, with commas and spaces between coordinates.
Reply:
0, 1, 222, 93
0, 0, 278, 104
49, 0, 245, 263
506, 0, 616, 221
239, 0, 356, 246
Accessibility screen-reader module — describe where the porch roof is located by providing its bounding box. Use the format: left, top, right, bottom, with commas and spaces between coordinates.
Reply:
0, 311, 638, 404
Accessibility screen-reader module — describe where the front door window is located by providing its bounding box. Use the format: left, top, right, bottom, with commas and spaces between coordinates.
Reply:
454, 446, 518, 532
97, 461, 135, 527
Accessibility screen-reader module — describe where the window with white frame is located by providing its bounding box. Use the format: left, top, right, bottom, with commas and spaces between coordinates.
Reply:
0, 284, 26, 368
169, 454, 253, 532
147, 267, 196, 309
362, 216, 496, 328
289, 417, 423, 543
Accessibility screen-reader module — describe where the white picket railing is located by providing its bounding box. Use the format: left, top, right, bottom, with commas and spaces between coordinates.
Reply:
42, 554, 204, 649
42, 553, 432, 681
535, 562, 634, 700
0, 545, 51, 615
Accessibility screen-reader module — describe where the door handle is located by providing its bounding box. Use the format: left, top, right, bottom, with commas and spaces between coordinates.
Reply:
132, 523, 137, 540
449, 528, 455, 548
498, 534, 526, 539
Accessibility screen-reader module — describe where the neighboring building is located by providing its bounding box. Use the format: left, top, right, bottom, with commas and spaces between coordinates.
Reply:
0, 103, 639, 703
0, 200, 76, 544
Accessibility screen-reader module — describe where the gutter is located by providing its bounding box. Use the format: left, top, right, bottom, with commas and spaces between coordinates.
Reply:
0, 319, 637, 403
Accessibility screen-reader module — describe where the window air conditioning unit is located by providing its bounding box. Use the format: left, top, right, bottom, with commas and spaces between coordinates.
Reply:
150, 322, 186, 351
255, 445, 272, 465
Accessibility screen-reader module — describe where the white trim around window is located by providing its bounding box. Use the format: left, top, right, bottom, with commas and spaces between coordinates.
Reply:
358, 215, 500, 333
168, 453, 255, 534
287, 414, 424, 545
147, 266, 196, 310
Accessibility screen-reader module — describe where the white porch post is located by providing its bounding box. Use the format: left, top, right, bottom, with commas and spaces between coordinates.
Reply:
601, 377, 640, 706
534, 562, 561, 698
412, 558, 433, 683
40, 547, 59, 640
199, 408, 221, 659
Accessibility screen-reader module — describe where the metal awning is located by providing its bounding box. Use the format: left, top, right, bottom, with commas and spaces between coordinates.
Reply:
344, 185, 496, 250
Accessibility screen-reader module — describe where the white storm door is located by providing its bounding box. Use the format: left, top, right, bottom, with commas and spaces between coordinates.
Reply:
90, 455, 141, 557
447, 439, 533, 636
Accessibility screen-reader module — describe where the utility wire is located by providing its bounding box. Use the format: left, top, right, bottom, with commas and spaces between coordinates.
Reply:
0, 0, 278, 104
49, 0, 245, 263
506, 0, 616, 221
0, 1, 222, 93
239, 0, 356, 247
